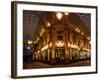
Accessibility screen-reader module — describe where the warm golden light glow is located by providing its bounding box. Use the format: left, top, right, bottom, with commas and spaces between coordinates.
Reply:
37, 51, 40, 53
35, 42, 52, 54
56, 40, 64, 47
46, 22, 51, 27
64, 12, 69, 15
68, 42, 79, 49
27, 40, 33, 45
34, 37, 40, 44
78, 47, 80, 50
41, 45, 48, 51
56, 13, 63, 20
87, 37, 90, 40
89, 41, 91, 44
83, 48, 90, 52
81, 32, 84, 35
75, 28, 80, 33
34, 40, 38, 44
70, 44, 79, 49
40, 28, 45, 36
75, 28, 78, 31
77, 29, 80, 33
68, 42, 71, 47
49, 42, 52, 47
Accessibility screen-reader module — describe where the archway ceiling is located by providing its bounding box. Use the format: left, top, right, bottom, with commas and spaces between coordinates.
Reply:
23, 11, 91, 42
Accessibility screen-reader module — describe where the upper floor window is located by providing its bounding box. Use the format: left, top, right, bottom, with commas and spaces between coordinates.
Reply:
58, 31, 63, 40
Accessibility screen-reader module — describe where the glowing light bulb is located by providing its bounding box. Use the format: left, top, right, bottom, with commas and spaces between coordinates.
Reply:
64, 12, 69, 15
56, 13, 62, 20
27, 40, 33, 45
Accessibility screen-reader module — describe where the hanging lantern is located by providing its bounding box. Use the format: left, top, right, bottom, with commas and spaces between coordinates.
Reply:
56, 13, 63, 20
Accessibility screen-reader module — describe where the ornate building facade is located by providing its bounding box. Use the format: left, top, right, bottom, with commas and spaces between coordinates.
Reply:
32, 12, 91, 64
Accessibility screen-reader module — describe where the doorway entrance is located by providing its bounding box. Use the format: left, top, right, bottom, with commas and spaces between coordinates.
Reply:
56, 48, 65, 64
